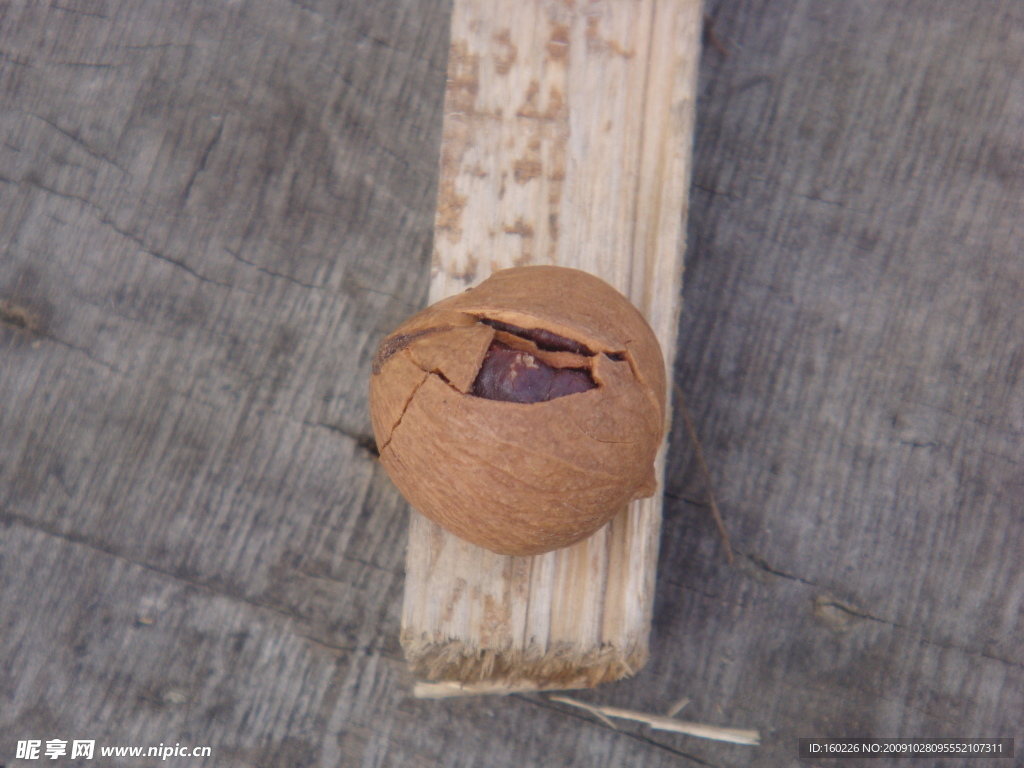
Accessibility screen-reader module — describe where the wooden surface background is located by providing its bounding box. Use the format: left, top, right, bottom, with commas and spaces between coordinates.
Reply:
1, 1, 1021, 767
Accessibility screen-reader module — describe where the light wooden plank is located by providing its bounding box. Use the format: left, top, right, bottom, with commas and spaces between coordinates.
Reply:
402, 0, 703, 688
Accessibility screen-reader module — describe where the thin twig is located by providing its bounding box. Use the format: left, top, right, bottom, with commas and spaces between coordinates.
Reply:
414, 681, 574, 698
666, 697, 690, 717
553, 696, 620, 730
550, 695, 760, 746
674, 382, 735, 565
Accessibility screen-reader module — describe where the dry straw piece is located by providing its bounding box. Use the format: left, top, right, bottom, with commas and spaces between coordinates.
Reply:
550, 695, 761, 746
370, 266, 666, 556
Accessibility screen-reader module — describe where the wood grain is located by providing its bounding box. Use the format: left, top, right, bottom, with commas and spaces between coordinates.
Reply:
1, 1, 1021, 767
402, 0, 702, 689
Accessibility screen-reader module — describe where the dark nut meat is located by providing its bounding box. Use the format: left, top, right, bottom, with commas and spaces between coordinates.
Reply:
369, 265, 666, 556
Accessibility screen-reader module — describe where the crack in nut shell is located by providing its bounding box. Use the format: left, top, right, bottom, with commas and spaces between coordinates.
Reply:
368, 266, 666, 556
372, 326, 455, 374
476, 317, 594, 356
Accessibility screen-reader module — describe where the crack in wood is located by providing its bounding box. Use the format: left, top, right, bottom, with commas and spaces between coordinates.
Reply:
181, 122, 224, 206
304, 420, 379, 458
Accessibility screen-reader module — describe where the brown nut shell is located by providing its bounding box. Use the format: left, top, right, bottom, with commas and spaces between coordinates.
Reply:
369, 265, 666, 556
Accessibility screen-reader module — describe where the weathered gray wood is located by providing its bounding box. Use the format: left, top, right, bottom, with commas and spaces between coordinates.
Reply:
1, 1, 1021, 767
